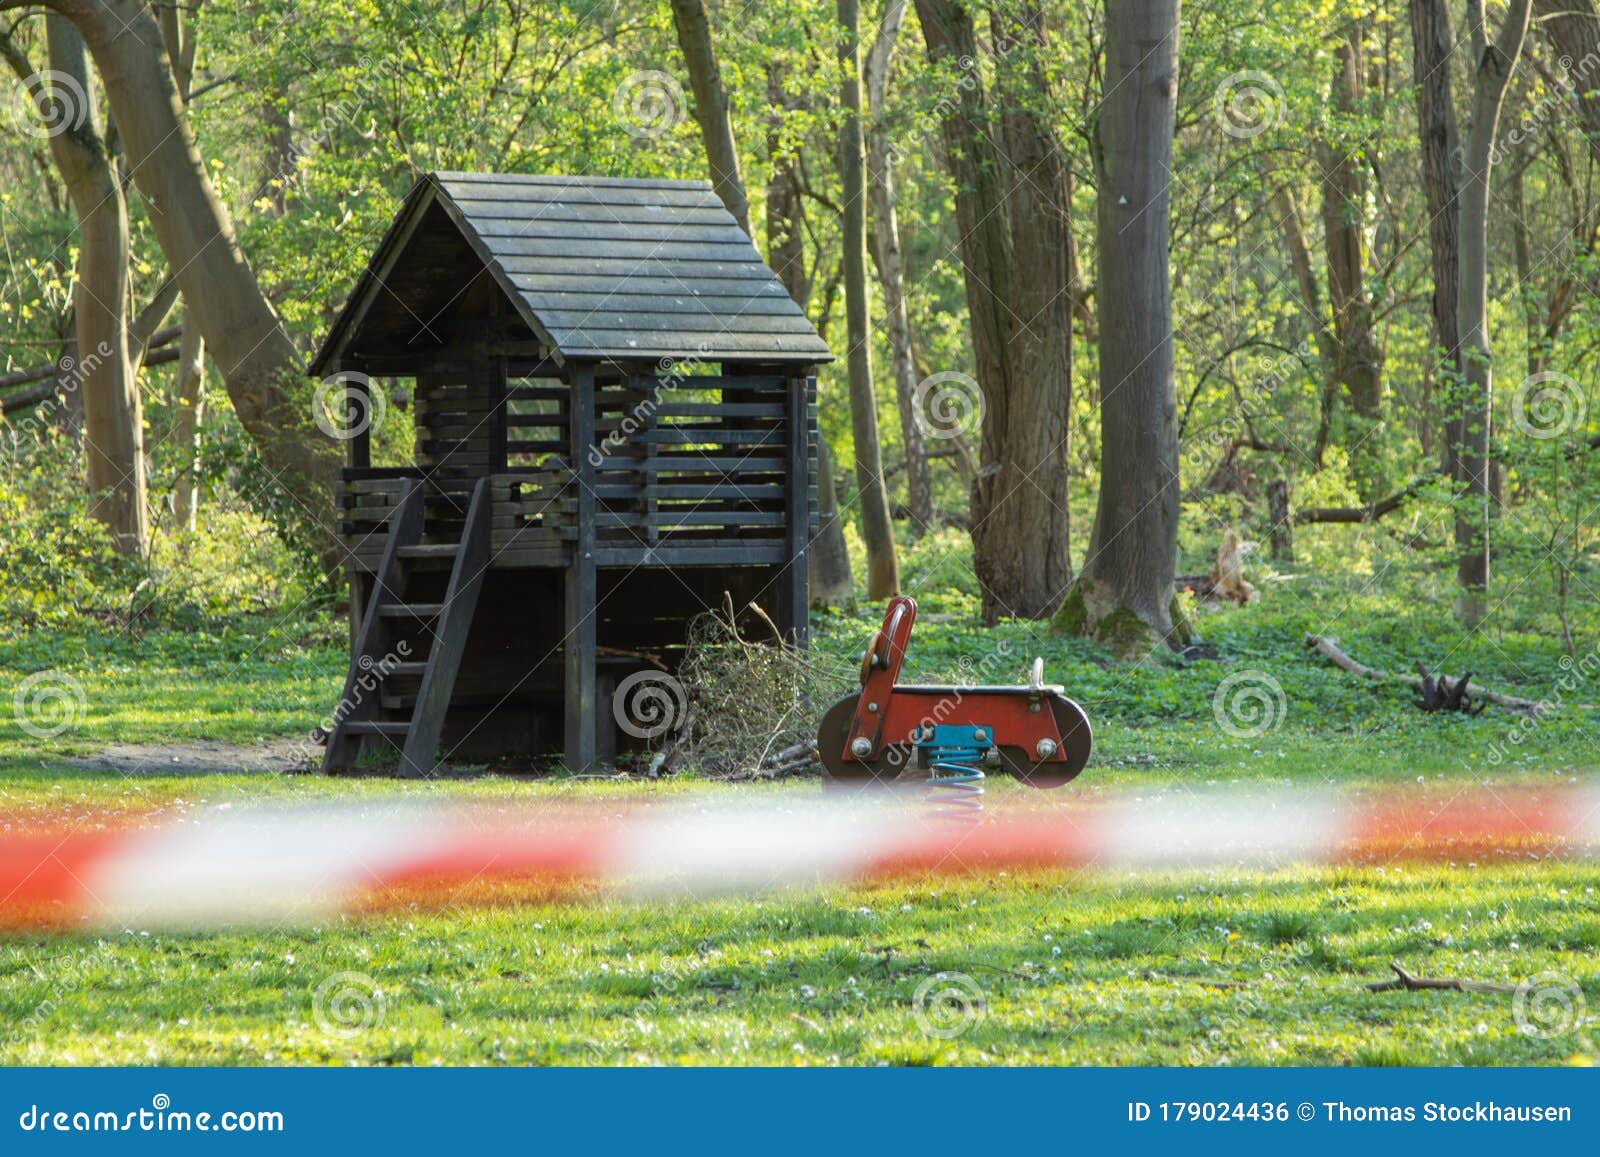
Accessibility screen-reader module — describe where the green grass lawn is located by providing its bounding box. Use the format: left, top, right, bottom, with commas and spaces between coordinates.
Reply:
2, 557, 1598, 1065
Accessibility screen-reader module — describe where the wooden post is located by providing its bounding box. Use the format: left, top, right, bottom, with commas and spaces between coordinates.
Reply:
778, 371, 812, 646
350, 374, 372, 470
565, 362, 599, 771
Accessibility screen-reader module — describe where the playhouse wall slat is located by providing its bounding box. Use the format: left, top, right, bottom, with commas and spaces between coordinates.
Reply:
653, 401, 784, 418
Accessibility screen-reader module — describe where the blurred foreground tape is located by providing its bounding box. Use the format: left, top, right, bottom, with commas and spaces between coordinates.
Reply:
0, 786, 1595, 930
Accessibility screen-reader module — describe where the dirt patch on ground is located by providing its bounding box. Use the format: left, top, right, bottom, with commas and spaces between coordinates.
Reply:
67, 737, 318, 777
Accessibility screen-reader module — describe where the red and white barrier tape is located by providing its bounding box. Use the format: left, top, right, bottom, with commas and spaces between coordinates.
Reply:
1, 786, 1596, 930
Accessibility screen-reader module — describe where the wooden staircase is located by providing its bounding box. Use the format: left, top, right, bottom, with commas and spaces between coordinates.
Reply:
323, 476, 492, 777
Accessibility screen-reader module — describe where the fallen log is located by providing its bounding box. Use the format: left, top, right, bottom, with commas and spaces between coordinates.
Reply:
1365, 960, 1516, 994
1295, 471, 1437, 524
1304, 634, 1590, 714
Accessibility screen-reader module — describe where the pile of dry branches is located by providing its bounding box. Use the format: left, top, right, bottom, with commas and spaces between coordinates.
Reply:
666, 596, 856, 779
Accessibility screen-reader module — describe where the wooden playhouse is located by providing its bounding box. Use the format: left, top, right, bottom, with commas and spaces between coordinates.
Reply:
310, 172, 830, 775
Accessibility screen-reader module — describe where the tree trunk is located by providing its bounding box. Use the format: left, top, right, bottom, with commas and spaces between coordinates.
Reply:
1267, 477, 1294, 564
914, 0, 1073, 622
669, 0, 751, 236
172, 317, 205, 531
1317, 22, 1384, 496
838, 0, 899, 599
43, 15, 148, 559
986, 4, 1072, 616
1409, 0, 1464, 407
864, 0, 932, 538
763, 62, 853, 605
1264, 163, 1339, 467
811, 440, 856, 606
1454, 0, 1532, 621
1535, 0, 1600, 168
46, 0, 338, 546
1053, 0, 1183, 658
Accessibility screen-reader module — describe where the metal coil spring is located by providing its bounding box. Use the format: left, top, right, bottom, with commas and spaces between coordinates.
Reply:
922, 739, 986, 825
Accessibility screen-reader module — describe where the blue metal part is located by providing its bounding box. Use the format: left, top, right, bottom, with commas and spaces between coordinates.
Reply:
917, 723, 988, 824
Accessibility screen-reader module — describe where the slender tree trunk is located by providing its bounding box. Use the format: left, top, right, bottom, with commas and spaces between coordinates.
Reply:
46, 0, 338, 547
764, 62, 853, 605
1264, 162, 1339, 467
864, 0, 932, 537
811, 441, 855, 605
173, 318, 205, 531
1408, 0, 1463, 479
1317, 22, 1384, 496
914, 0, 1073, 622
838, 0, 899, 599
669, 0, 751, 236
1454, 0, 1531, 621
1053, 0, 1183, 658
43, 16, 148, 558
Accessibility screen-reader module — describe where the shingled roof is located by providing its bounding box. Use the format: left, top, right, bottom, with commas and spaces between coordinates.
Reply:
310, 172, 831, 372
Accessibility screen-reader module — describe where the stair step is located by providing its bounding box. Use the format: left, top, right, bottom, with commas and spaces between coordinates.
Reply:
388, 661, 430, 677
381, 690, 507, 712
379, 602, 445, 620
397, 543, 460, 560
342, 720, 409, 736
